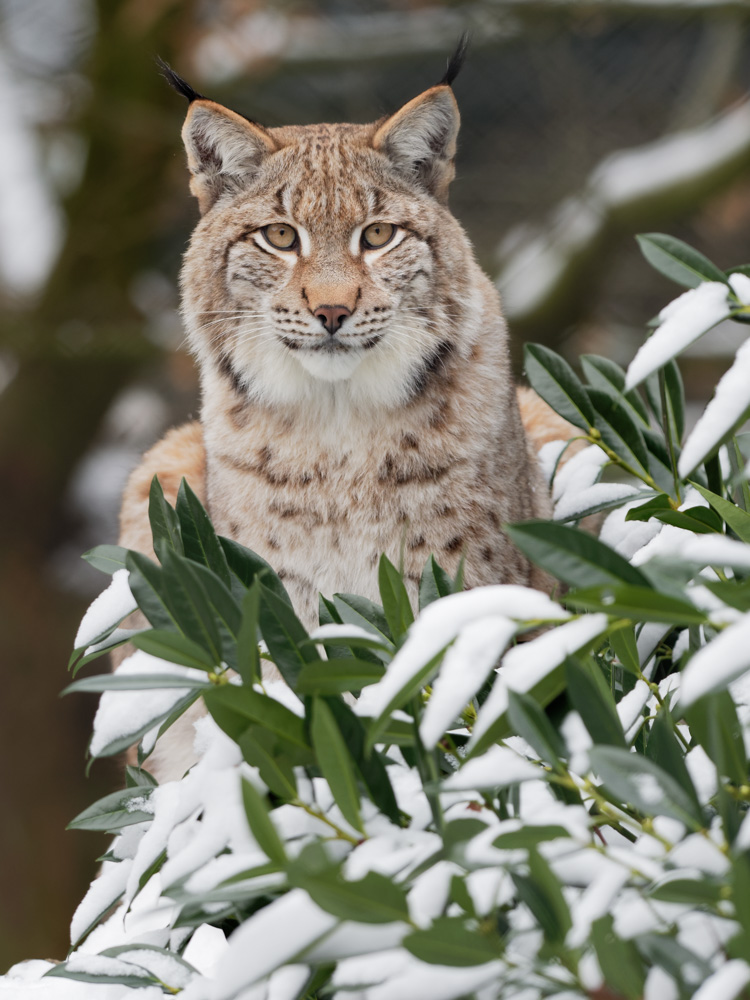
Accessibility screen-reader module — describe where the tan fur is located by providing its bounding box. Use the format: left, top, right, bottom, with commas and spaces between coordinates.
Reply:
116, 80, 576, 779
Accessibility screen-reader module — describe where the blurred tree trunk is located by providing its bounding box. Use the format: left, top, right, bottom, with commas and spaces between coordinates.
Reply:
0, 0, 196, 969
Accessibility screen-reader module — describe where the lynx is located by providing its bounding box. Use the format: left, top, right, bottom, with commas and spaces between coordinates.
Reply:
118, 47, 571, 776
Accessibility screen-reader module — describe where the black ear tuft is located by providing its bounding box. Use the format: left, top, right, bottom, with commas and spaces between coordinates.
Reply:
438, 33, 469, 88
156, 56, 206, 103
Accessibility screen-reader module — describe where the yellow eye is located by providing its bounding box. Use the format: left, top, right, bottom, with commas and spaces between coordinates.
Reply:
362, 222, 395, 249
263, 223, 298, 250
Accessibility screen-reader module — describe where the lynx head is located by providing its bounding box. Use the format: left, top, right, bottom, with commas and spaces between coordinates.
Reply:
168, 42, 487, 414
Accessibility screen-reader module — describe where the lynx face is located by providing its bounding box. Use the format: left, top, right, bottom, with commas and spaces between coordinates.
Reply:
179, 85, 480, 412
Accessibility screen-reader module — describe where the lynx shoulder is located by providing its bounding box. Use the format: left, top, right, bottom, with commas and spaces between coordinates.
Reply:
120, 55, 571, 634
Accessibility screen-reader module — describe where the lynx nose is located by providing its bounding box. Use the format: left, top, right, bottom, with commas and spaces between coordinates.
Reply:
313, 304, 351, 335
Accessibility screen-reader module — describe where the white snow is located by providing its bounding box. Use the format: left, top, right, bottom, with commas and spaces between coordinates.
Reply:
357, 586, 567, 721
691, 960, 750, 1000
552, 445, 607, 502
678, 337, 750, 477
442, 744, 540, 791
636, 531, 750, 572
75, 569, 136, 648
70, 858, 132, 947
625, 282, 730, 391
468, 615, 609, 750
729, 272, 750, 305
680, 611, 750, 707
89, 652, 206, 757
554, 482, 640, 522
419, 616, 516, 749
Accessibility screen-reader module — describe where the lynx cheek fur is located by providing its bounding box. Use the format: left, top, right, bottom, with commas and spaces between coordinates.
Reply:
120, 52, 567, 642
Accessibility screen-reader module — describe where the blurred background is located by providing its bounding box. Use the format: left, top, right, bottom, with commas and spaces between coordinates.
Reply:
2, 0, 750, 969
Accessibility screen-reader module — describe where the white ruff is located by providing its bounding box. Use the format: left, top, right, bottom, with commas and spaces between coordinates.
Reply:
294, 348, 365, 381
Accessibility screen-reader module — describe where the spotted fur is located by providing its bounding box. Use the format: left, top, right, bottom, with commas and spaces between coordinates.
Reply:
118, 74, 574, 777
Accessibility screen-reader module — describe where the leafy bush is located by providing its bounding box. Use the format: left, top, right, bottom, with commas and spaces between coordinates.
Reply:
17, 234, 750, 998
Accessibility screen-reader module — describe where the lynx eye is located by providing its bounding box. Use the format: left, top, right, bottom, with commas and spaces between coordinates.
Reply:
262, 223, 298, 250
362, 222, 395, 249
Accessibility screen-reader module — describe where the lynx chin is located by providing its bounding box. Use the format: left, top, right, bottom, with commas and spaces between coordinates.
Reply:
118, 47, 572, 777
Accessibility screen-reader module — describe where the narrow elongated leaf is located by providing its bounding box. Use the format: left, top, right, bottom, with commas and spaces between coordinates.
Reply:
651, 506, 722, 534
581, 354, 650, 424
524, 343, 596, 431
507, 690, 566, 772
44, 965, 156, 990
685, 691, 746, 786
506, 521, 650, 589
219, 536, 292, 605
637, 233, 728, 289
565, 658, 626, 747
609, 625, 640, 676
419, 554, 455, 610
566, 585, 706, 626
82, 545, 131, 575
148, 475, 183, 558
646, 713, 702, 821
241, 778, 287, 867
378, 554, 415, 645
295, 658, 384, 695
238, 727, 297, 799
511, 849, 571, 945
63, 672, 211, 694
649, 878, 723, 905
259, 583, 316, 688
492, 825, 569, 849
130, 629, 217, 671
176, 478, 231, 585
289, 868, 409, 925
625, 494, 672, 521
236, 582, 261, 686
203, 684, 309, 749
591, 914, 646, 1000
589, 745, 704, 828
692, 482, 750, 543
311, 698, 363, 833
333, 593, 392, 644
68, 787, 154, 832
404, 918, 502, 966
588, 387, 650, 475
664, 358, 686, 441
161, 551, 223, 663
125, 552, 176, 631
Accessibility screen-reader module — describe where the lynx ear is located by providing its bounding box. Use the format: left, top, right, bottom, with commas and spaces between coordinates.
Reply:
373, 86, 460, 203
181, 100, 277, 214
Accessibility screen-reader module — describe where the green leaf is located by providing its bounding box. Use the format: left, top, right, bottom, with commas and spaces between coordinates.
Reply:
419, 554, 456, 611
566, 585, 706, 626
366, 645, 450, 750
238, 727, 298, 799
684, 691, 747, 786
333, 593, 392, 644
326, 697, 401, 825
125, 551, 177, 631
63, 672, 211, 694
82, 544, 131, 575
588, 387, 650, 475
69, 628, 145, 675
703, 578, 750, 613
505, 521, 651, 589
646, 712, 701, 817
581, 355, 650, 424
219, 536, 291, 605
609, 624, 640, 676
731, 854, 750, 936
492, 824, 569, 850
203, 684, 309, 749
67, 787, 154, 832
378, 554, 414, 645
625, 494, 672, 522
311, 697, 363, 833
259, 583, 316, 688
403, 917, 502, 967
651, 506, 722, 534
44, 965, 156, 990
507, 690, 566, 772
524, 343, 596, 431
664, 358, 686, 442
296, 658, 384, 695
591, 914, 646, 1000
511, 848, 572, 945
637, 233, 728, 289
692, 482, 750, 543
125, 765, 157, 788
589, 745, 704, 828
236, 582, 261, 686
565, 658, 626, 747
148, 475, 183, 559
130, 629, 218, 671
160, 551, 223, 663
176, 478, 231, 585
289, 865, 409, 925
649, 877, 723, 905
240, 778, 287, 867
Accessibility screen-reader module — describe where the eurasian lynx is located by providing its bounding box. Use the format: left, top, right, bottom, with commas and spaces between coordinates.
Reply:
119, 49, 571, 771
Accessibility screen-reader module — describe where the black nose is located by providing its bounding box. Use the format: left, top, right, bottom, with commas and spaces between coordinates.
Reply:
313, 304, 352, 335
